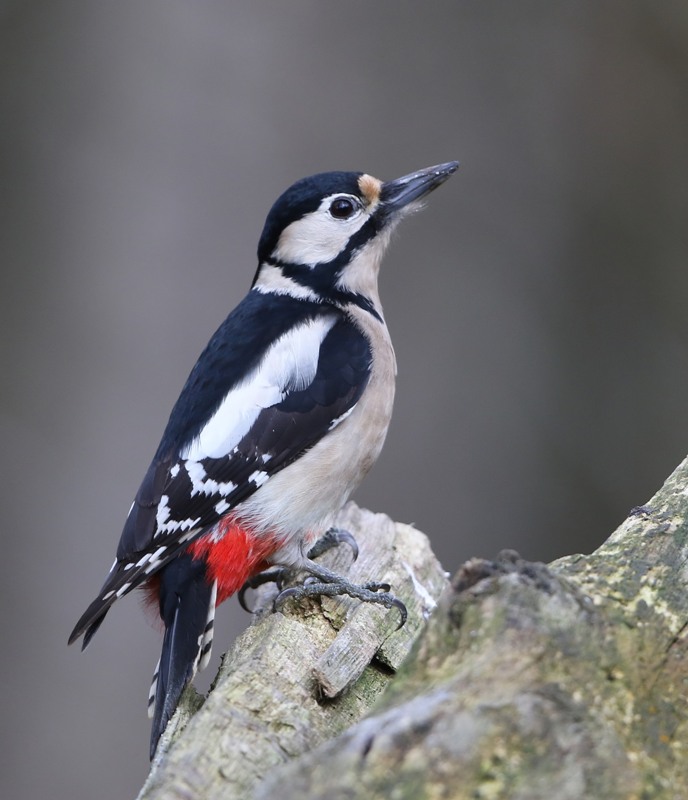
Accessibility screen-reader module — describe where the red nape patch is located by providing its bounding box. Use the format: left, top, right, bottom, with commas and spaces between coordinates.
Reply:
188, 518, 284, 605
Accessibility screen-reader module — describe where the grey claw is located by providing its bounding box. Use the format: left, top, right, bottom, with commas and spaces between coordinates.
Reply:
238, 585, 252, 613
307, 528, 359, 562
332, 529, 359, 561
391, 597, 408, 629
273, 586, 304, 611
238, 568, 286, 613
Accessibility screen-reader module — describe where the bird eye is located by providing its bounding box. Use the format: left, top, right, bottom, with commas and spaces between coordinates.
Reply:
329, 197, 358, 219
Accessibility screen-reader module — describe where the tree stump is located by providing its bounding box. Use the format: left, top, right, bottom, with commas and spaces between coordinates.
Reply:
140, 456, 688, 799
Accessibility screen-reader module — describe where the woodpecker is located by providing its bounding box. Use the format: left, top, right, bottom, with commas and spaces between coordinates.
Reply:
69, 161, 458, 758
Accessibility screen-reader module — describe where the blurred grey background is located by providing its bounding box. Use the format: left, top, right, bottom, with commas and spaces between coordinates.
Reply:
2, 2, 688, 798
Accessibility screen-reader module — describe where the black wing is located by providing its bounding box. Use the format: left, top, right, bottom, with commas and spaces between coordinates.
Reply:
69, 310, 371, 645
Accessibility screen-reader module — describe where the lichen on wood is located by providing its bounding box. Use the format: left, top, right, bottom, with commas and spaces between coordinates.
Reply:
138, 503, 448, 800
140, 457, 688, 800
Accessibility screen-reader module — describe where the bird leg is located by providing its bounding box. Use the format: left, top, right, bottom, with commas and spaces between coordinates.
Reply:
239, 526, 407, 628
237, 527, 359, 612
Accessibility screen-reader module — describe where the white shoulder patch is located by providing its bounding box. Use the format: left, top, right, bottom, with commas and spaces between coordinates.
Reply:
180, 316, 337, 461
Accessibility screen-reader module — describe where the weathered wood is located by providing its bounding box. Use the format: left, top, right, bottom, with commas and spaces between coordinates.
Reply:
257, 458, 688, 800
137, 503, 448, 800
140, 456, 688, 799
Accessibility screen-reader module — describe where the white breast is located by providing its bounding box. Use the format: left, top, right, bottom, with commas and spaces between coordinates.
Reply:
236, 305, 396, 567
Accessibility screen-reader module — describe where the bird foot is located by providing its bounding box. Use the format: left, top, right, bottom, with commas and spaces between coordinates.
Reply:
274, 571, 407, 629
238, 527, 358, 612
239, 527, 407, 628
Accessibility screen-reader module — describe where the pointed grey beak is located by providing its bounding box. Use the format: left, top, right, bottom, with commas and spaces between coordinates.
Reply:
381, 161, 459, 212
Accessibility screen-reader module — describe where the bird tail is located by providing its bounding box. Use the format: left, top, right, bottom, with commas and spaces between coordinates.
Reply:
69, 602, 110, 650
149, 552, 217, 760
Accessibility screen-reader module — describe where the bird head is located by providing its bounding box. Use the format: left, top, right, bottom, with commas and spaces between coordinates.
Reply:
253, 162, 458, 304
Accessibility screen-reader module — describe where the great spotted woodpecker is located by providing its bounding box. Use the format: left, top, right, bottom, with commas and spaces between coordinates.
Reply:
69, 161, 458, 757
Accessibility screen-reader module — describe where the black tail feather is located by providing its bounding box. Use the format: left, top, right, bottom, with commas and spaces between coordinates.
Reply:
149, 554, 213, 760
68, 595, 112, 648
81, 611, 108, 650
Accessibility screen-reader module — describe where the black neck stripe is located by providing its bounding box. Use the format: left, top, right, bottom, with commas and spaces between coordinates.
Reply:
335, 290, 383, 322
258, 261, 383, 323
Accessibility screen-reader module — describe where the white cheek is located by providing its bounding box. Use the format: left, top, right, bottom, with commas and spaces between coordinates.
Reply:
274, 210, 365, 267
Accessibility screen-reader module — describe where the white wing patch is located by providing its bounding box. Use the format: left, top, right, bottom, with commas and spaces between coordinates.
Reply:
180, 316, 337, 461
248, 469, 269, 487
155, 494, 201, 537
185, 460, 237, 497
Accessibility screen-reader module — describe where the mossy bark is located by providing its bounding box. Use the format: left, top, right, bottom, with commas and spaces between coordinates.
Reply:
140, 458, 688, 799
138, 504, 448, 800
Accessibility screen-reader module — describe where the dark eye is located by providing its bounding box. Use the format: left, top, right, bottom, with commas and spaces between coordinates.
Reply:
329, 197, 357, 219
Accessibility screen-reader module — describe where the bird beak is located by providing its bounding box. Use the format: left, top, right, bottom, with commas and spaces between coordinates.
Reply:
380, 161, 459, 213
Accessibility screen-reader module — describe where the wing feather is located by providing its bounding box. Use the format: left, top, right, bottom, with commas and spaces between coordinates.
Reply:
69, 307, 372, 645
